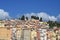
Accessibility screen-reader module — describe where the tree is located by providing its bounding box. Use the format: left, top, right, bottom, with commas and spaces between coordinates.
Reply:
47, 20, 59, 28
31, 15, 35, 19
26, 17, 28, 20
36, 17, 39, 20
40, 17, 42, 22
21, 15, 25, 20
31, 15, 39, 20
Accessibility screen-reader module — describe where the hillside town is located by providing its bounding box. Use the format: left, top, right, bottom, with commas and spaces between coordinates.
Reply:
0, 19, 60, 40
0, 0, 60, 40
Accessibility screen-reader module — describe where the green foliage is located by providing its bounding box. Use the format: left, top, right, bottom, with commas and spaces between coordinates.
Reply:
39, 17, 42, 22
47, 21, 60, 28
26, 17, 28, 20
31, 15, 39, 20
21, 15, 25, 20
55, 22, 60, 28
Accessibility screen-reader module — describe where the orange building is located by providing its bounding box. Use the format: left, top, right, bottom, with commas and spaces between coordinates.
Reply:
0, 27, 12, 40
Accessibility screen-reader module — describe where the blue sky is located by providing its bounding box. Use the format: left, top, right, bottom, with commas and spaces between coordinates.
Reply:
0, 0, 60, 21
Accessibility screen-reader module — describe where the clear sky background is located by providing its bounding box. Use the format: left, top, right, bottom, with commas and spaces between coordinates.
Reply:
0, 0, 60, 21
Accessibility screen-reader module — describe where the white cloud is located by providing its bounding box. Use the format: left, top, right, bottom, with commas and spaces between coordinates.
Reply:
49, 16, 57, 21
0, 9, 59, 22
57, 14, 60, 22
0, 9, 10, 20
37, 12, 50, 21
25, 12, 57, 22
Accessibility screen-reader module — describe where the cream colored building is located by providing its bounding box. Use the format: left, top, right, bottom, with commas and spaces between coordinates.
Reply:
0, 21, 5, 27
16, 27, 22, 40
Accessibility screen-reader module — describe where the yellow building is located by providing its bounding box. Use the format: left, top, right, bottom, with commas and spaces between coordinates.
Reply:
31, 30, 37, 40
0, 27, 12, 40
51, 32, 56, 40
